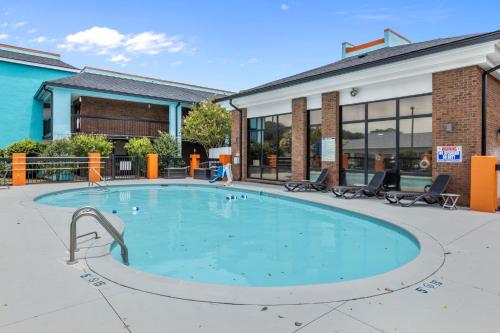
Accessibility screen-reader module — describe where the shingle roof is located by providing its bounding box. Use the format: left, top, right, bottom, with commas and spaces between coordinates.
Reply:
44, 72, 225, 103
0, 48, 77, 70
219, 30, 500, 101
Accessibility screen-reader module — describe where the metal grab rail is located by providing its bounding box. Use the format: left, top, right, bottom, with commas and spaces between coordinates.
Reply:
88, 167, 110, 191
67, 206, 129, 265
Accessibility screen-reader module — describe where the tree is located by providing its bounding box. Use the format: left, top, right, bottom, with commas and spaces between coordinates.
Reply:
6, 139, 45, 156
124, 137, 155, 158
182, 100, 231, 156
69, 134, 113, 156
42, 139, 73, 157
153, 131, 178, 158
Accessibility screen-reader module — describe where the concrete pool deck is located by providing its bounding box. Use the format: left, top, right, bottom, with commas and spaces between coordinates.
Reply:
0, 179, 499, 332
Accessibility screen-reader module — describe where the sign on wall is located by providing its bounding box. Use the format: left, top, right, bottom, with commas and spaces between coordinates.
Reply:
437, 146, 462, 163
322, 137, 336, 162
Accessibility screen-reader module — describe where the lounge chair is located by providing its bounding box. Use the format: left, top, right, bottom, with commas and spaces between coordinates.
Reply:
384, 174, 452, 207
332, 171, 386, 199
284, 168, 329, 192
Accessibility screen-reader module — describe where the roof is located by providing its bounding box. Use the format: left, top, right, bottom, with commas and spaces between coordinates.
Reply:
0, 47, 77, 70
43, 72, 226, 103
219, 30, 500, 101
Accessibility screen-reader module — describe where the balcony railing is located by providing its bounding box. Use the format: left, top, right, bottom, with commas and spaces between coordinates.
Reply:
72, 114, 168, 138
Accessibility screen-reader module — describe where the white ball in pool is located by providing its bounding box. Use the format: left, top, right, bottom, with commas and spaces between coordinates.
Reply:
132, 206, 139, 211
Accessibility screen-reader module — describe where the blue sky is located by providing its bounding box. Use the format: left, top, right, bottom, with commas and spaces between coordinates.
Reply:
0, 1, 498, 92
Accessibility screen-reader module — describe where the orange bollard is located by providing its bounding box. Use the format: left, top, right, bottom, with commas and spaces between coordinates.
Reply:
219, 154, 231, 165
190, 154, 200, 177
470, 156, 498, 213
12, 153, 26, 186
88, 153, 101, 183
147, 153, 158, 179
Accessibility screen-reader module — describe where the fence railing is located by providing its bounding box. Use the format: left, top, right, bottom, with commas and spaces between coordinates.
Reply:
0, 157, 12, 186
72, 114, 168, 138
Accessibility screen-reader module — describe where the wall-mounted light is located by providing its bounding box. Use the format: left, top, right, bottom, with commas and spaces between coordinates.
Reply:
350, 88, 359, 97
147, 104, 151, 109
445, 123, 453, 133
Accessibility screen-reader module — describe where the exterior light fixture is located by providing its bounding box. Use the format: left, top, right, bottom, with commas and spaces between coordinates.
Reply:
445, 123, 453, 133
350, 88, 359, 97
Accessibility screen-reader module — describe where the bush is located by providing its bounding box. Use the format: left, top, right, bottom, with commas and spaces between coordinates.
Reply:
153, 131, 178, 158
42, 139, 73, 157
124, 137, 155, 158
5, 139, 44, 156
70, 134, 113, 156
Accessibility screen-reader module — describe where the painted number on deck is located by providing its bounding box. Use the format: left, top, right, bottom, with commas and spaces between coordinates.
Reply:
80, 273, 107, 288
416, 279, 443, 294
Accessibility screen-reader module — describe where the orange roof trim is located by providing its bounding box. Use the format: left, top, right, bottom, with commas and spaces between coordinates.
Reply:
83, 66, 234, 94
0, 43, 60, 57
345, 38, 385, 54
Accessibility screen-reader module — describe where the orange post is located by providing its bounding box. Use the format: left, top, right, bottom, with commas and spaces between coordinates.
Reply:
190, 154, 200, 177
219, 154, 231, 165
470, 156, 498, 213
12, 153, 26, 186
88, 153, 101, 183
147, 153, 158, 179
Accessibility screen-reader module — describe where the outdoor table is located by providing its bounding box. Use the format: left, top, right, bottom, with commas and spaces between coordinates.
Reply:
441, 193, 460, 210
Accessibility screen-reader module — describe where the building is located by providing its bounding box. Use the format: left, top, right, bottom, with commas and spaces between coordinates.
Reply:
0, 43, 232, 158
219, 29, 500, 205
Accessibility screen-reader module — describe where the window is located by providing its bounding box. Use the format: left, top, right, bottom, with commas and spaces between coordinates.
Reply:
247, 113, 292, 181
341, 94, 432, 190
308, 109, 322, 180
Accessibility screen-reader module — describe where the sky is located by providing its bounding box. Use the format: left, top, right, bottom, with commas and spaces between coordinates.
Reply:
0, 1, 498, 92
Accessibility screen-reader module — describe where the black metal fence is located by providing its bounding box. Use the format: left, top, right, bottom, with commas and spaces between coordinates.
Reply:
0, 157, 12, 187
110, 155, 142, 179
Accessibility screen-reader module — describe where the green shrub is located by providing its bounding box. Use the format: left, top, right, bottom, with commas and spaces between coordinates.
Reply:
5, 139, 44, 156
42, 139, 73, 157
70, 134, 113, 156
153, 131, 178, 158
124, 137, 155, 158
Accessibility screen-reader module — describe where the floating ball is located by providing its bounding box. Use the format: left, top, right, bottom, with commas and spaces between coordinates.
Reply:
240, 194, 248, 199
112, 209, 117, 214
132, 206, 139, 211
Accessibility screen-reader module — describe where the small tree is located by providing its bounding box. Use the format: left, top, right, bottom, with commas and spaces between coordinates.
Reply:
70, 134, 113, 156
182, 100, 231, 156
153, 131, 178, 158
6, 139, 45, 156
42, 139, 73, 157
124, 137, 155, 158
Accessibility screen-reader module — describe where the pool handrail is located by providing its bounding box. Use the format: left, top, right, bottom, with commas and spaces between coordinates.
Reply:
67, 206, 129, 265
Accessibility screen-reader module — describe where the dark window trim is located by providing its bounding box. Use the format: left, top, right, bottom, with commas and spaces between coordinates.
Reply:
340, 93, 433, 185
306, 109, 322, 180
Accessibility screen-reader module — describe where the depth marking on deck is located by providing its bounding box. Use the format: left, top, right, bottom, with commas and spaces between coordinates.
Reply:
80, 272, 107, 288
415, 279, 443, 294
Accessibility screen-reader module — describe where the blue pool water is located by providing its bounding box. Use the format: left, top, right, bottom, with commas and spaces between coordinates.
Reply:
36, 185, 420, 287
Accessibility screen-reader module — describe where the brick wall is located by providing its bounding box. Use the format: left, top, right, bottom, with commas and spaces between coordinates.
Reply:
486, 75, 500, 159
432, 66, 483, 205
231, 108, 247, 180
291, 97, 307, 180
321, 91, 340, 187
78, 97, 169, 137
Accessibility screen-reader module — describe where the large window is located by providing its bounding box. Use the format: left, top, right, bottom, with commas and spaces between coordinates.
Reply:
248, 114, 292, 181
308, 109, 322, 180
341, 95, 432, 191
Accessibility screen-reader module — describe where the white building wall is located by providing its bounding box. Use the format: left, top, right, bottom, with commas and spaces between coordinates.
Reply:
246, 99, 292, 118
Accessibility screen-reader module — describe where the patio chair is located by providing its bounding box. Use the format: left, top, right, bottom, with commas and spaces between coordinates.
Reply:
384, 174, 452, 207
284, 168, 329, 192
332, 171, 386, 199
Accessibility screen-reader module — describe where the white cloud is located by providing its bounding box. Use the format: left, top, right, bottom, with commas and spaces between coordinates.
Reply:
0, 33, 9, 40
58, 26, 187, 65
241, 57, 258, 67
0, 23, 7, 28
280, 4, 290, 11
12, 21, 26, 29
27, 28, 36, 34
169, 60, 183, 66
109, 54, 130, 65
30, 36, 47, 43
125, 31, 185, 55
59, 26, 125, 51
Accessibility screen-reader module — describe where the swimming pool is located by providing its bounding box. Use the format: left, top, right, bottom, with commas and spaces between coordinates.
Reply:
36, 184, 420, 287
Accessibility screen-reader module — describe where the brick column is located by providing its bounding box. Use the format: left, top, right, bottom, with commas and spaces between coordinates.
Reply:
432, 66, 483, 206
321, 91, 340, 187
231, 108, 247, 181
486, 75, 500, 158
292, 97, 308, 180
